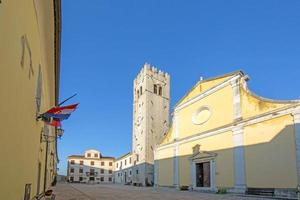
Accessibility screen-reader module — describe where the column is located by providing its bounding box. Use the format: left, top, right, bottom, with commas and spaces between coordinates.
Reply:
232, 126, 246, 193
173, 111, 179, 140
292, 108, 300, 199
173, 144, 179, 188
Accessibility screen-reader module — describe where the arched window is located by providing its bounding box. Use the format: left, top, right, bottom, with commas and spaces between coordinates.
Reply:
159, 86, 162, 96
153, 84, 157, 94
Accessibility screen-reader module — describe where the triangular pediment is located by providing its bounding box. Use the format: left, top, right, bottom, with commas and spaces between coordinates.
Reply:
176, 71, 243, 107
190, 151, 217, 161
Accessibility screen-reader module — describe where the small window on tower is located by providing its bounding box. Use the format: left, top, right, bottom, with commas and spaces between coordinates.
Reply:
159, 86, 162, 96
153, 84, 157, 94
140, 86, 142, 95
137, 90, 139, 98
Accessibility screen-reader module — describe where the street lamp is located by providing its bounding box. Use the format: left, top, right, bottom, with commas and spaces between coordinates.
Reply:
56, 127, 64, 138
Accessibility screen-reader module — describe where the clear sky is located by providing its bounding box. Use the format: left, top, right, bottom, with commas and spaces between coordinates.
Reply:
58, 0, 300, 175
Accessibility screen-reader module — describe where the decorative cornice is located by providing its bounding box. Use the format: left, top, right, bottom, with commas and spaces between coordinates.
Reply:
157, 103, 300, 151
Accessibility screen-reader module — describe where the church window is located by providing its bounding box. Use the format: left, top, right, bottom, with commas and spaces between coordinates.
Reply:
154, 84, 157, 94
159, 86, 162, 96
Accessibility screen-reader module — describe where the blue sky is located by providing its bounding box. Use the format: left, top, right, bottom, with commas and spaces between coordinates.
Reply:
58, 0, 300, 175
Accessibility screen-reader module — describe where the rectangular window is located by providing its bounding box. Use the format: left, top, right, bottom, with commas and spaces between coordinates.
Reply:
70, 177, 74, 182
80, 160, 83, 165
79, 168, 83, 173
154, 84, 157, 94
140, 86, 142, 95
101, 161, 105, 166
101, 169, 104, 174
109, 162, 113, 166
116, 163, 118, 168
136, 169, 139, 174
159, 86, 162, 96
129, 170, 132, 175
100, 177, 104, 182
129, 157, 132, 164
70, 168, 74, 173
70, 160, 75, 164
109, 177, 112, 182
87, 153, 91, 157
125, 159, 127, 165
136, 154, 139, 162
91, 161, 94, 166
79, 177, 83, 181
109, 170, 112, 174
94, 153, 98, 158
90, 168, 95, 173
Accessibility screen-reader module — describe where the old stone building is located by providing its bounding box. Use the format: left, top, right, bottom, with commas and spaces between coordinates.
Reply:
154, 71, 300, 198
67, 149, 115, 183
0, 1, 61, 199
114, 64, 170, 186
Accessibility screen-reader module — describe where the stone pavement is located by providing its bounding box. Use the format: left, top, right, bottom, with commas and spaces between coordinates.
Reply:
53, 183, 275, 200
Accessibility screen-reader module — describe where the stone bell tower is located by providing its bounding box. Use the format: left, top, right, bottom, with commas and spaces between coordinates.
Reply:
132, 63, 170, 186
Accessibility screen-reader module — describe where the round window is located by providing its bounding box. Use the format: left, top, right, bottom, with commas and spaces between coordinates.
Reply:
192, 106, 212, 125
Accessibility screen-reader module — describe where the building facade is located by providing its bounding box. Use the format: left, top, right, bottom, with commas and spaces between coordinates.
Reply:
155, 71, 300, 198
0, 1, 61, 200
67, 149, 115, 184
114, 153, 134, 184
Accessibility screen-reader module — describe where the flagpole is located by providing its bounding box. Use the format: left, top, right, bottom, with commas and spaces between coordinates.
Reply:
58, 93, 77, 106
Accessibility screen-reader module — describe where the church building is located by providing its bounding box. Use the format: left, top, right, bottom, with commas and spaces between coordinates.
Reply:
154, 70, 300, 198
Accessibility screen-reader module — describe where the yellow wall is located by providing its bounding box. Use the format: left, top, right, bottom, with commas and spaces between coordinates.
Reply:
177, 85, 233, 139
178, 75, 234, 106
178, 131, 235, 187
241, 87, 291, 119
0, 0, 59, 199
244, 115, 298, 188
157, 148, 174, 186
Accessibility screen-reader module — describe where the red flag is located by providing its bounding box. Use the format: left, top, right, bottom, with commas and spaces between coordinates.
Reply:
46, 104, 79, 114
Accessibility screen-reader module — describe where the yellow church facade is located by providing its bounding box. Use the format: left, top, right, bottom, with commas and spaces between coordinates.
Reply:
154, 71, 300, 198
0, 0, 61, 199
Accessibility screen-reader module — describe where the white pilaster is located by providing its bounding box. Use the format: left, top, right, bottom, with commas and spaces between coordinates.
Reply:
230, 78, 242, 120
173, 144, 179, 188
292, 108, 300, 199
232, 126, 246, 193
173, 112, 179, 140
191, 160, 196, 189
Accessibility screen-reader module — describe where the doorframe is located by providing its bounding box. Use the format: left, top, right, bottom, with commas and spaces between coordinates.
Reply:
191, 158, 216, 191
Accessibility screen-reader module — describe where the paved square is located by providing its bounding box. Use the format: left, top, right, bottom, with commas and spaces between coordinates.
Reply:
53, 183, 275, 200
